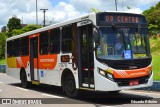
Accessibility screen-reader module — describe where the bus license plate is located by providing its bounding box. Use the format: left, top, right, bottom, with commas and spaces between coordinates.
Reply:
129, 80, 139, 86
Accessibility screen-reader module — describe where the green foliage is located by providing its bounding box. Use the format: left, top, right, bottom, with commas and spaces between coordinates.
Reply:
6, 32, 13, 38
152, 55, 160, 81
0, 59, 5, 64
150, 38, 160, 55
7, 16, 21, 32
142, 2, 160, 36
0, 33, 7, 58
149, 38, 160, 80
12, 24, 42, 36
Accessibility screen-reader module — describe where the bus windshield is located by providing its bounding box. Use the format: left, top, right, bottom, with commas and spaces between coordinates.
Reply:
96, 27, 150, 60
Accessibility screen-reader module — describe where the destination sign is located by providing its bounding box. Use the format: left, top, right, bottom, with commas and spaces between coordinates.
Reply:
97, 13, 147, 24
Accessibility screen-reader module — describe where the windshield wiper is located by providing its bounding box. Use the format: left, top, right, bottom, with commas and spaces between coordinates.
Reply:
121, 29, 126, 50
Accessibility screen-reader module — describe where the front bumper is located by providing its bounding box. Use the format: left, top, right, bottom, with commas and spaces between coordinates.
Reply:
95, 70, 153, 91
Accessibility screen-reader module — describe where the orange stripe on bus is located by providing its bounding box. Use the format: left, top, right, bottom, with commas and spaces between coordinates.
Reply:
113, 66, 152, 79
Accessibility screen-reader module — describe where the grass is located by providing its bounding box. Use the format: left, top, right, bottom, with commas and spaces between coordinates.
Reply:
150, 37, 160, 81
152, 55, 160, 81
0, 59, 5, 64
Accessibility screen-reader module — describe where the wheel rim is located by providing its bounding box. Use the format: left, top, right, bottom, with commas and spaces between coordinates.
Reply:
66, 79, 75, 94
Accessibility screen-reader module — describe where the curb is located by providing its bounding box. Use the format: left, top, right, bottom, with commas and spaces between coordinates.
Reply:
137, 81, 160, 91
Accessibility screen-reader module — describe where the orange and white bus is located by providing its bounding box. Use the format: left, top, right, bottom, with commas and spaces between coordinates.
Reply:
6, 12, 153, 97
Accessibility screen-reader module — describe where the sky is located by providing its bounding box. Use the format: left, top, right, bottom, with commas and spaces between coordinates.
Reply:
0, 0, 159, 29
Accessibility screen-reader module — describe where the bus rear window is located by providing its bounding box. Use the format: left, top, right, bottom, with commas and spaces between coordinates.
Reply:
7, 41, 13, 57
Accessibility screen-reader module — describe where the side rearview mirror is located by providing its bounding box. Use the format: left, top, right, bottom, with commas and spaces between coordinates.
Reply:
93, 28, 99, 43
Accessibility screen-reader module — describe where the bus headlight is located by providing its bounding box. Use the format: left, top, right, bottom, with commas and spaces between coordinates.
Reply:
99, 69, 114, 81
99, 69, 106, 76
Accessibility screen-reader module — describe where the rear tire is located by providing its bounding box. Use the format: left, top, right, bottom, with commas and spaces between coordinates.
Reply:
64, 75, 79, 98
20, 71, 30, 88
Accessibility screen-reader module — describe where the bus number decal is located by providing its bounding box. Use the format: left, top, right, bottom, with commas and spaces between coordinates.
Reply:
61, 55, 70, 62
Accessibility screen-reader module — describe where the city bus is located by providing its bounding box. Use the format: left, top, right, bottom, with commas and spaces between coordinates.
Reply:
6, 12, 153, 97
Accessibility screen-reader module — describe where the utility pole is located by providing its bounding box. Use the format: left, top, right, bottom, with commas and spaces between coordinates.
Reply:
36, 0, 38, 25
115, 0, 118, 11
40, 9, 48, 27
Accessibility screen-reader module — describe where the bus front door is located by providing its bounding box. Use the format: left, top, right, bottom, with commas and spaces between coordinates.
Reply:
30, 37, 39, 82
78, 24, 94, 89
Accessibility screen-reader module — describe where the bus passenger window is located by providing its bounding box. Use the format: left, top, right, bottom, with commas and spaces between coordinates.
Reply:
50, 28, 60, 54
62, 25, 72, 53
21, 37, 29, 56
14, 39, 21, 57
40, 31, 49, 55
7, 41, 13, 57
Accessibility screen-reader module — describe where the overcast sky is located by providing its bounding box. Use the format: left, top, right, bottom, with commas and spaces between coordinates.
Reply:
0, 0, 159, 28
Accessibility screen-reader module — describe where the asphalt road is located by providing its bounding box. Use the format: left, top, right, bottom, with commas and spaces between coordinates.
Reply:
0, 73, 160, 107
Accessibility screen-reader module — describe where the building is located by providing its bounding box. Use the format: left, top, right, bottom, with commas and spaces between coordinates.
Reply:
1, 24, 28, 32
1, 26, 8, 32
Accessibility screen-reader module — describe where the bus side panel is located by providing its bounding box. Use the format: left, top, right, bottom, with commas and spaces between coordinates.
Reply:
6, 68, 21, 80
59, 53, 79, 89
38, 54, 60, 85
17, 56, 29, 69
6, 57, 19, 79
6, 56, 30, 80
7, 57, 16, 68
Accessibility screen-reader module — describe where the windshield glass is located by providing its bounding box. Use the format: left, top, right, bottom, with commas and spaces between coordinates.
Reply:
96, 27, 150, 60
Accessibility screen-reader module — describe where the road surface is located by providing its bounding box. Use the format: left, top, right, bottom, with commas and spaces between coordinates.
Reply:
0, 73, 160, 107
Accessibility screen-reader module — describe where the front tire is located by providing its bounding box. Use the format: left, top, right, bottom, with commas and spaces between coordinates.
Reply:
64, 75, 79, 98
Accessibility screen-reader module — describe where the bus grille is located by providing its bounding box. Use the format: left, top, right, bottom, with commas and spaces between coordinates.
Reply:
113, 61, 150, 70
114, 75, 149, 86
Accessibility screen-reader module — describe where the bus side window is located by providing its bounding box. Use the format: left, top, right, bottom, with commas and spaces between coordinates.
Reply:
14, 39, 21, 57
62, 25, 72, 53
21, 37, 29, 56
7, 41, 13, 57
40, 31, 49, 55
50, 28, 60, 54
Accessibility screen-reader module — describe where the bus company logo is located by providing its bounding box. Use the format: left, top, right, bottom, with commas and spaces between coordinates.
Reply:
129, 72, 146, 76
115, 70, 147, 78
2, 99, 11, 104
40, 59, 54, 62
32, 35, 36, 37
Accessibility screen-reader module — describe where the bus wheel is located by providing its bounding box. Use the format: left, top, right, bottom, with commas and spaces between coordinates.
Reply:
20, 71, 29, 88
64, 75, 78, 98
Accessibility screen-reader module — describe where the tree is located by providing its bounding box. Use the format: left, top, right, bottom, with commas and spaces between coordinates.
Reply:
7, 16, 21, 32
142, 2, 160, 36
0, 33, 7, 58
12, 24, 42, 36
